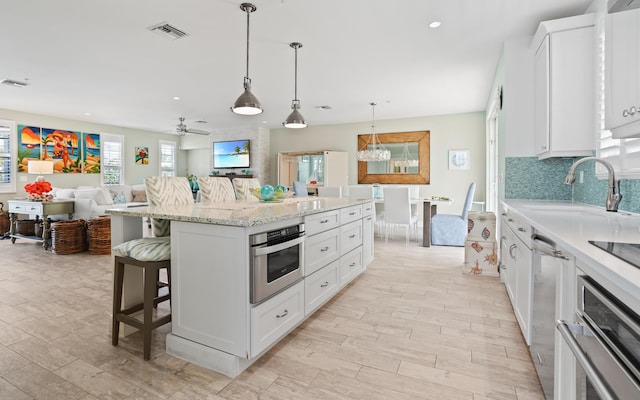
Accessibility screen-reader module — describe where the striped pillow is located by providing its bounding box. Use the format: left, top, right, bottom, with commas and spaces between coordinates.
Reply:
112, 237, 171, 261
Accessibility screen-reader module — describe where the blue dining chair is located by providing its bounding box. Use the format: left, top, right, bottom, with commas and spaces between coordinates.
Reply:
293, 181, 308, 197
430, 182, 476, 246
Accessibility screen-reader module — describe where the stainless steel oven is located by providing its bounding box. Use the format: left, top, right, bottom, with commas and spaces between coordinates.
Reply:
557, 274, 640, 399
250, 223, 305, 304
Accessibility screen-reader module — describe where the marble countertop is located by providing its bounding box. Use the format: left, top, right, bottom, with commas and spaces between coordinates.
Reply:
503, 200, 640, 313
106, 197, 371, 227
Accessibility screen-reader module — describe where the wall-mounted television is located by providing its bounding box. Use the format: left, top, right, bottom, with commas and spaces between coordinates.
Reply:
213, 139, 250, 169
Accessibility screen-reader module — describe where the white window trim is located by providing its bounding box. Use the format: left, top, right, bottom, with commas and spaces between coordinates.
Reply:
159, 140, 177, 177
101, 133, 124, 185
0, 119, 17, 194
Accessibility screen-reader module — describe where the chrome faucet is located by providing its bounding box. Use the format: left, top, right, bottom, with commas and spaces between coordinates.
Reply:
563, 157, 622, 212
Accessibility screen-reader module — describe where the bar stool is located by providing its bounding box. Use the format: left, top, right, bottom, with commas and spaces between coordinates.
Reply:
111, 176, 193, 360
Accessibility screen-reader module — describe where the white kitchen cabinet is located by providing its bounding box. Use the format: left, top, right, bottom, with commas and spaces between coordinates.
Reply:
304, 227, 340, 276
499, 203, 533, 345
251, 280, 305, 356
339, 247, 363, 287
304, 260, 339, 315
606, 8, 640, 138
362, 212, 374, 267
532, 14, 595, 159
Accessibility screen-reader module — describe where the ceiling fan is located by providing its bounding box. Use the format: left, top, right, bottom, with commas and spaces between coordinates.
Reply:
175, 117, 210, 135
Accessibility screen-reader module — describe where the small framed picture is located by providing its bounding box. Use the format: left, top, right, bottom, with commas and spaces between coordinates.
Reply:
448, 150, 470, 170
135, 146, 149, 165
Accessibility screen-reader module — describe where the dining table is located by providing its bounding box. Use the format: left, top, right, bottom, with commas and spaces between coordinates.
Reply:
375, 197, 452, 247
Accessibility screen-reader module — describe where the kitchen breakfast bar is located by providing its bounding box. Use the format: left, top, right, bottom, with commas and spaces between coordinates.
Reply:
108, 197, 375, 377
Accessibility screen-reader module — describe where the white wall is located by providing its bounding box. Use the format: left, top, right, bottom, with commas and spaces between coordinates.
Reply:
270, 112, 486, 214
0, 108, 186, 203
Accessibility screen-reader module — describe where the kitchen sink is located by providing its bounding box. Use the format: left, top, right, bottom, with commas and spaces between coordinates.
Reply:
523, 204, 637, 219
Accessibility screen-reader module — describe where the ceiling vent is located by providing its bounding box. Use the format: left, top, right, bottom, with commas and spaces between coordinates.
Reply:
148, 22, 189, 40
609, 0, 640, 13
0, 78, 28, 88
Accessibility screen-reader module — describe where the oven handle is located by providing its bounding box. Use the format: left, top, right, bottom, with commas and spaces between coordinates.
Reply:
556, 320, 616, 400
253, 235, 305, 256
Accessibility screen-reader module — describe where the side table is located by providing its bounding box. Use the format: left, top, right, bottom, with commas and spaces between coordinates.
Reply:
8, 199, 75, 250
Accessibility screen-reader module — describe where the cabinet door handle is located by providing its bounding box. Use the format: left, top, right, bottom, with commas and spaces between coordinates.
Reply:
320, 219, 330, 224
276, 309, 288, 319
349, 234, 356, 238
320, 246, 329, 252
320, 281, 329, 288
517, 227, 526, 232
349, 212, 356, 216
509, 243, 517, 259
349, 262, 356, 267
508, 218, 514, 222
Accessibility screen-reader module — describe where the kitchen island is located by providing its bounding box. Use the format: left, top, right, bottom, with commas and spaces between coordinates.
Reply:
108, 197, 375, 377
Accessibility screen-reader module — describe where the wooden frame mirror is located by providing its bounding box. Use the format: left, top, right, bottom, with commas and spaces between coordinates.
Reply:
357, 130, 430, 184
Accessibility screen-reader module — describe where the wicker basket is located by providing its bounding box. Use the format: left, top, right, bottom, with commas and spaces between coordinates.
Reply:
51, 220, 87, 255
86, 216, 111, 255
15, 219, 37, 236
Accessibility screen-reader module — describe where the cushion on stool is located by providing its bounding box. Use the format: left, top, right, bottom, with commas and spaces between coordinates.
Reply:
112, 237, 171, 262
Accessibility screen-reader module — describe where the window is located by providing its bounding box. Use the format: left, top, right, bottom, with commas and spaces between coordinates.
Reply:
101, 133, 124, 185
159, 140, 176, 177
0, 119, 17, 193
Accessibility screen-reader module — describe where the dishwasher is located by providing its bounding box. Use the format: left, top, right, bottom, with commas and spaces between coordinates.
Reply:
530, 231, 572, 400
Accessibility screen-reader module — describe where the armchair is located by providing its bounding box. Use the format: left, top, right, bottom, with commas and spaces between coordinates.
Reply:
430, 182, 476, 246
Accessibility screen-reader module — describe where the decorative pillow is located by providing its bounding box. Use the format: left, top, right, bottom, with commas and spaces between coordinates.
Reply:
106, 184, 133, 203
132, 190, 147, 202
55, 188, 77, 199
112, 191, 127, 204
112, 237, 171, 262
74, 188, 113, 205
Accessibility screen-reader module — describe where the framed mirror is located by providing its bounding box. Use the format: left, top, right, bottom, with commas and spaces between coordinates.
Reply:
357, 130, 430, 184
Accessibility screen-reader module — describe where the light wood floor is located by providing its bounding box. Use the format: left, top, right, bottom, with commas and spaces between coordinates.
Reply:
0, 236, 544, 399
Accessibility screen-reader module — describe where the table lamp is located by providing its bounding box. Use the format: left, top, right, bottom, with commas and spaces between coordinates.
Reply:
27, 160, 54, 182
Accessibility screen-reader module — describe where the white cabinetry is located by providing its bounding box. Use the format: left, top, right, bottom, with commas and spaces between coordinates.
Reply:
499, 203, 533, 345
277, 151, 349, 190
606, 8, 640, 138
362, 202, 374, 267
532, 14, 595, 159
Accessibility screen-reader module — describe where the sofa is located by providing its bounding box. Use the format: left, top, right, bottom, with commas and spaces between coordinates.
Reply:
51, 184, 147, 220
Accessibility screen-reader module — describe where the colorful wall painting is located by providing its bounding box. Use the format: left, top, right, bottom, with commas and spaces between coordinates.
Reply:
135, 146, 149, 165
83, 132, 100, 173
42, 128, 82, 173
17, 125, 42, 172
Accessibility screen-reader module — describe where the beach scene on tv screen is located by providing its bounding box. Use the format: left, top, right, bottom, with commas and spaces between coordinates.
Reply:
213, 140, 250, 168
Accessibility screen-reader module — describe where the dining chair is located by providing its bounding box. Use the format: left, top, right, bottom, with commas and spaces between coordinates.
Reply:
198, 176, 236, 202
317, 186, 342, 197
382, 187, 418, 245
233, 178, 261, 202
112, 176, 194, 360
293, 181, 308, 197
430, 182, 476, 246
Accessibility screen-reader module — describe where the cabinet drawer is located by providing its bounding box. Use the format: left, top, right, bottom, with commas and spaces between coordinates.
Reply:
361, 202, 375, 217
304, 260, 339, 315
340, 219, 362, 256
251, 280, 304, 357
9, 202, 42, 214
304, 227, 340, 276
340, 247, 363, 287
340, 205, 362, 224
305, 210, 340, 236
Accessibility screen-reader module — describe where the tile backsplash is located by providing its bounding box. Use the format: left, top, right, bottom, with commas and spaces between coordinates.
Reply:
505, 157, 640, 213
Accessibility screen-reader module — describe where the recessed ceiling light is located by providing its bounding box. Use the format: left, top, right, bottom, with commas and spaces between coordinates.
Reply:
172, 96, 180, 100
84, 112, 92, 116
315, 105, 332, 110
428, 21, 441, 29
194, 120, 208, 124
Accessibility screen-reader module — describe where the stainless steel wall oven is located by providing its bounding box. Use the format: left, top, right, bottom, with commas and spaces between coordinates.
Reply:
557, 274, 640, 399
250, 223, 305, 304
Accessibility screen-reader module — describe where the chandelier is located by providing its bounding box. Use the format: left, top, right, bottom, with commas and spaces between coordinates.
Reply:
357, 102, 390, 162
394, 142, 419, 169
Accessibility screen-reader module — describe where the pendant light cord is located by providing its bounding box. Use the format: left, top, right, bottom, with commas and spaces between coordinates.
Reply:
245, 7, 250, 80
294, 45, 298, 101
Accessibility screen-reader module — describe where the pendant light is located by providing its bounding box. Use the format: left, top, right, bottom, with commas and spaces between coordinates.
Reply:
231, 3, 263, 115
357, 102, 391, 162
283, 42, 307, 128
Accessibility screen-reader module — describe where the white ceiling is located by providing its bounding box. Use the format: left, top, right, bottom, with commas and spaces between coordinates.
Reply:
0, 0, 593, 135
